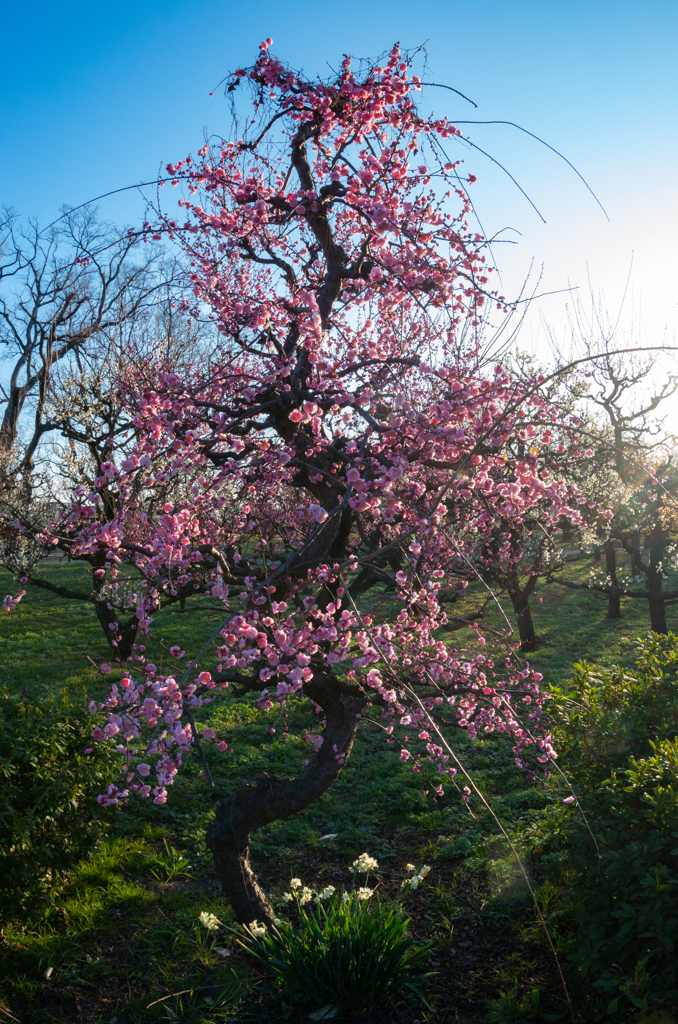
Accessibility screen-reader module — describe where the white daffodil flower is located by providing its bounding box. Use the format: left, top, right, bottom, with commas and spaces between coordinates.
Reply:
351, 853, 378, 872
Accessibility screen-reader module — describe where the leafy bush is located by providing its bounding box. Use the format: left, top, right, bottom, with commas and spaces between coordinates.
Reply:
545, 635, 678, 1017
0, 687, 115, 919
244, 893, 429, 1012
551, 633, 678, 787
567, 738, 678, 1015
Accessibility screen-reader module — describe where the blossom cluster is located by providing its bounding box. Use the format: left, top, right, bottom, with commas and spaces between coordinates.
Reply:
245, 919, 268, 938
281, 875, 375, 907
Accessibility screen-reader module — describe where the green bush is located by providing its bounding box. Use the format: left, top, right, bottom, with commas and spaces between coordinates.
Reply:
243, 893, 429, 1012
551, 633, 678, 787
567, 738, 678, 1016
546, 635, 678, 1017
0, 687, 116, 920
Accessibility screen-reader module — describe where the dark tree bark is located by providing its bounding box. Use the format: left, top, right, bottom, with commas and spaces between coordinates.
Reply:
206, 673, 367, 923
92, 602, 141, 661
620, 525, 674, 635
507, 577, 537, 651
629, 531, 642, 576
647, 525, 668, 634
604, 540, 621, 619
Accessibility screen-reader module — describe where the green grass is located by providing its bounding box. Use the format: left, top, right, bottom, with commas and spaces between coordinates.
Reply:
0, 563, 237, 699
0, 554, 676, 1022
1, 832, 255, 1022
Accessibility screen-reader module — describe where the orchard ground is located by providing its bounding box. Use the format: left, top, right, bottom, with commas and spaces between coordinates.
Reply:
1, 550, 676, 1024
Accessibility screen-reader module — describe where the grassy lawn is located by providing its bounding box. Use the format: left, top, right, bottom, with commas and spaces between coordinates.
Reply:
0, 555, 674, 1023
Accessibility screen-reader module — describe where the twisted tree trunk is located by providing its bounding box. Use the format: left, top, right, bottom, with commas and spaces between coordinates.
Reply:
206, 673, 367, 924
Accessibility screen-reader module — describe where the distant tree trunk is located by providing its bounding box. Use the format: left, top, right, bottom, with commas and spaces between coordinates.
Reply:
630, 531, 642, 576
647, 525, 668, 634
22, 572, 140, 658
604, 540, 621, 619
93, 602, 140, 660
593, 545, 602, 564
507, 579, 537, 651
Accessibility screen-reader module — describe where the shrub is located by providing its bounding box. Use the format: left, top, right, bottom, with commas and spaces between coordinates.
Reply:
0, 687, 115, 919
567, 738, 678, 1016
551, 633, 678, 787
546, 635, 678, 1017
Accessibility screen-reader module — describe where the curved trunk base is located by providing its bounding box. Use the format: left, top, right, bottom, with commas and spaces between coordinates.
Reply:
208, 808, 277, 925
207, 676, 366, 924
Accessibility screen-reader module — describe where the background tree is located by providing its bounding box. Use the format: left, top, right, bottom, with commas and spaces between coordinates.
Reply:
0, 291, 227, 656
544, 299, 678, 630
0, 208, 172, 491
585, 347, 678, 633
466, 355, 592, 648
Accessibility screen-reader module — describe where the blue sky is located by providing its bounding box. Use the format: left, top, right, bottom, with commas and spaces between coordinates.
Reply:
2, 0, 676, 347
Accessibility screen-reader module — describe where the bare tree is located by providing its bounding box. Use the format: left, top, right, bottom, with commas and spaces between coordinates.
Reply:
0, 207, 175, 489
